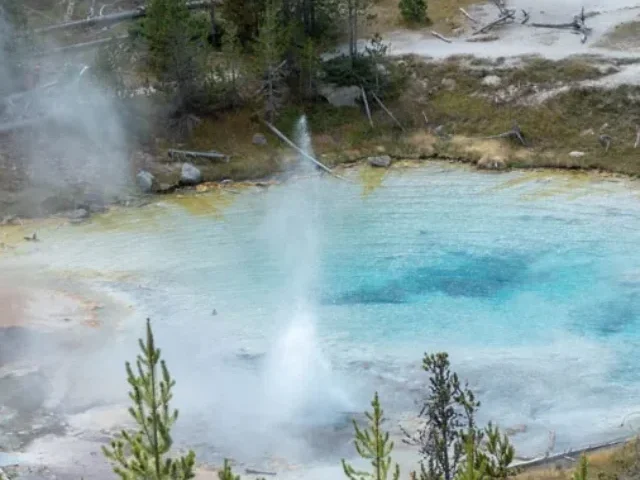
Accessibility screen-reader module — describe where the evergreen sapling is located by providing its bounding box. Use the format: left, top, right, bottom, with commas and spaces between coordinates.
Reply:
102, 318, 196, 480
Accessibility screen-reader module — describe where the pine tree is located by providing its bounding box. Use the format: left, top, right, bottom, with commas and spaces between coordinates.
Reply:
455, 434, 486, 480
255, 0, 286, 121
572, 456, 588, 480
342, 392, 400, 480
416, 353, 480, 480
218, 459, 240, 480
480, 423, 517, 480
102, 319, 196, 480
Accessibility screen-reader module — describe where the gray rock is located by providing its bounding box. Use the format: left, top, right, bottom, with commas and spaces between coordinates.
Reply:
67, 209, 90, 223
441, 78, 457, 90
319, 84, 361, 107
481, 75, 502, 87
136, 170, 156, 193
569, 151, 586, 158
180, 163, 203, 186
367, 155, 392, 168
252, 133, 268, 146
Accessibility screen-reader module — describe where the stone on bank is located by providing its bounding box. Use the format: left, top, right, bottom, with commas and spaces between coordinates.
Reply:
180, 163, 203, 186
368, 155, 392, 168
136, 170, 157, 193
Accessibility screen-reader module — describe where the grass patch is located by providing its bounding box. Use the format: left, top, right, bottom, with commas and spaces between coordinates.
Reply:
596, 20, 640, 49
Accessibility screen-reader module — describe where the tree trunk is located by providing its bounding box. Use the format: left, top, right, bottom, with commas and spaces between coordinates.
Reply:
209, 0, 216, 42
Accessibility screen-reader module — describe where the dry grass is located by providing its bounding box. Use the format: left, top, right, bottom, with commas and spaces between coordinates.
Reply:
367, 0, 484, 35
596, 20, 640, 50
517, 440, 640, 480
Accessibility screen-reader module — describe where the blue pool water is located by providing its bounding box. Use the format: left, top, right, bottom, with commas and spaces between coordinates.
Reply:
13, 163, 640, 466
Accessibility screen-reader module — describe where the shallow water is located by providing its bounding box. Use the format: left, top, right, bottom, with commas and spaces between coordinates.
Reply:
6, 164, 640, 470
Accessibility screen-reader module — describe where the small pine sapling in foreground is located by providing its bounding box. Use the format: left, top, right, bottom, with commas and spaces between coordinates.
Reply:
218, 459, 240, 480
480, 423, 517, 479
103, 318, 196, 480
416, 352, 481, 480
456, 434, 487, 480
342, 392, 400, 480
573, 456, 589, 480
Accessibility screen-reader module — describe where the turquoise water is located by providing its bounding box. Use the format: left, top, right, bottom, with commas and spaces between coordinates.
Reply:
13, 164, 640, 465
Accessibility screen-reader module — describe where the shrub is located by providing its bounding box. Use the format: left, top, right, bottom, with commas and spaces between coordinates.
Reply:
398, 0, 428, 24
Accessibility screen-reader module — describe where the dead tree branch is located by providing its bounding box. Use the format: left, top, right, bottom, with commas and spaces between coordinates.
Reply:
635, 126, 640, 149
370, 91, 405, 132
262, 120, 350, 181
484, 121, 527, 146
431, 31, 452, 43
530, 7, 592, 43
459, 7, 478, 23
361, 87, 374, 128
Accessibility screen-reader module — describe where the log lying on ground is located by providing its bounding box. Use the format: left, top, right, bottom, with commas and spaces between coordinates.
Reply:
484, 121, 527, 146
370, 91, 405, 132
474, 0, 529, 34
31, 35, 129, 57
459, 7, 478, 23
262, 120, 349, 181
635, 126, 640, 149
35, 0, 219, 34
168, 148, 230, 163
361, 86, 374, 128
431, 31, 452, 43
530, 7, 592, 43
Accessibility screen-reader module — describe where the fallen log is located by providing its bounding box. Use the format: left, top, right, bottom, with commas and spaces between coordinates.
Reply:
361, 86, 374, 128
245, 469, 276, 476
370, 91, 405, 132
168, 148, 230, 163
530, 7, 592, 43
515, 437, 628, 470
262, 120, 349, 181
35, 0, 219, 34
31, 35, 129, 57
459, 7, 478, 23
635, 126, 640, 149
484, 121, 527, 146
431, 31, 452, 43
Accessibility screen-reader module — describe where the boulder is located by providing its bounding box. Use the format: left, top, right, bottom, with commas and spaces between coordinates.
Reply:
67, 209, 90, 223
252, 133, 268, 146
477, 155, 507, 170
441, 78, 457, 91
569, 151, 586, 158
368, 155, 392, 168
136, 170, 157, 193
319, 84, 361, 107
180, 163, 203, 186
481, 75, 502, 87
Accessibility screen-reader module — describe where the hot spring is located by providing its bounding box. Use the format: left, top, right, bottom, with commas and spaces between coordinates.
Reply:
3, 121, 640, 476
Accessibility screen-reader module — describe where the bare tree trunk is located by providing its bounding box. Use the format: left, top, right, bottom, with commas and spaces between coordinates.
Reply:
209, 0, 216, 42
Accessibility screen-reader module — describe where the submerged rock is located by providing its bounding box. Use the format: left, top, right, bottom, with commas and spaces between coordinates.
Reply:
136, 170, 157, 193
368, 155, 392, 168
180, 163, 203, 186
